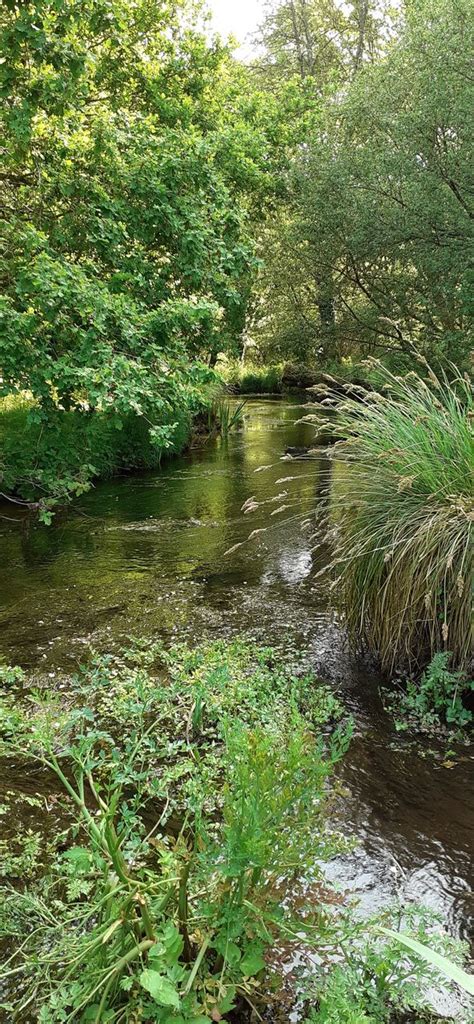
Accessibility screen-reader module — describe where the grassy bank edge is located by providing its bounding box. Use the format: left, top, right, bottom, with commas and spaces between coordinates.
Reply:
0, 394, 200, 519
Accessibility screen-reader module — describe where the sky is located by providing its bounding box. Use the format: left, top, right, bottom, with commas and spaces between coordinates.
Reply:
206, 0, 266, 58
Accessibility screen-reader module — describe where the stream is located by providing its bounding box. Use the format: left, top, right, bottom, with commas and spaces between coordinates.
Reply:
1, 395, 473, 953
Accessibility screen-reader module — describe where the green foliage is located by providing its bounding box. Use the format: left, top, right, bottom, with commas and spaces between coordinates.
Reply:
383, 653, 473, 735
0, 830, 43, 880
0, 0, 287, 508
0, 661, 25, 686
307, 917, 468, 1024
252, 0, 473, 369
206, 397, 247, 438
379, 927, 474, 998
324, 364, 473, 673
1, 642, 471, 1021
224, 361, 283, 394
305, 906, 471, 1024
0, 640, 351, 1022
0, 393, 192, 509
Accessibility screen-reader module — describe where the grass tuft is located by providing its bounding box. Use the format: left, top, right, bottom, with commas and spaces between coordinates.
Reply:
325, 364, 473, 673
223, 361, 283, 395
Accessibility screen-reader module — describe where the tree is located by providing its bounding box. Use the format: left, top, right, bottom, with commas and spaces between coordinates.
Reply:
0, 0, 285, 503
248, 0, 398, 365
275, 0, 474, 366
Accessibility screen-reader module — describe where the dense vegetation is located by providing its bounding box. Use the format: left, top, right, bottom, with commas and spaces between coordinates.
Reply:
1, 642, 472, 1022
0, 0, 286, 510
321, 365, 473, 673
0, 0, 473, 1019
251, 0, 473, 370
1, 0, 472, 507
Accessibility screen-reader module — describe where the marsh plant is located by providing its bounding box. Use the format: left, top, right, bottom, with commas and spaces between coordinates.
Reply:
0, 641, 471, 1023
382, 652, 473, 736
319, 363, 473, 674
223, 362, 283, 395
207, 396, 247, 438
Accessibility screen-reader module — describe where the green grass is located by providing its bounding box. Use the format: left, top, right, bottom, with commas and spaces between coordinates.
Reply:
326, 363, 473, 673
0, 394, 192, 513
223, 361, 283, 394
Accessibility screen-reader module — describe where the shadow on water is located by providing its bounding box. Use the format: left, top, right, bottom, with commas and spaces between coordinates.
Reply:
0, 395, 473, 945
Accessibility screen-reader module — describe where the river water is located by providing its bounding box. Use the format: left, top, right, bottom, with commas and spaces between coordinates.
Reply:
1, 395, 473, 949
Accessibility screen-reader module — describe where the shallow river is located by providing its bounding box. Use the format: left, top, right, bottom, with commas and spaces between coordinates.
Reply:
1, 395, 473, 948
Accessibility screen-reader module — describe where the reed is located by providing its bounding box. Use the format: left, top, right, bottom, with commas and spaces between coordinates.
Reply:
208, 396, 246, 437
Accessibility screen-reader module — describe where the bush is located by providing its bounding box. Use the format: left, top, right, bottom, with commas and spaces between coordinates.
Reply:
325, 363, 473, 673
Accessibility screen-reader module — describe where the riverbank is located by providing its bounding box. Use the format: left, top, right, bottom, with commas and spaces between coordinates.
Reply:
1, 396, 472, 949
0, 395, 202, 518
2, 636, 473, 1023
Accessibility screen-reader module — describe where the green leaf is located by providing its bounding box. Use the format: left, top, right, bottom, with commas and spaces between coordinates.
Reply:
62, 846, 91, 871
240, 946, 266, 976
214, 936, 241, 967
217, 985, 236, 1014
379, 928, 474, 995
139, 969, 181, 1009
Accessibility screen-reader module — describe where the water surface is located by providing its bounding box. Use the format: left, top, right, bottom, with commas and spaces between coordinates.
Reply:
1, 396, 473, 945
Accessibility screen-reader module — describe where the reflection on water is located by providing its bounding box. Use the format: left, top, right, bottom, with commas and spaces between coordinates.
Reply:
0, 396, 473, 945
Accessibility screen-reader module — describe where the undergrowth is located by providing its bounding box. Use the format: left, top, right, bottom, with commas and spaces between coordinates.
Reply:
382, 652, 473, 736
0, 640, 470, 1022
223, 362, 283, 395
0, 395, 196, 520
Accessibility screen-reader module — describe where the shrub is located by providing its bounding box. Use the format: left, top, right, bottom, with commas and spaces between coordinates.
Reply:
325, 364, 473, 673
0, 395, 192, 519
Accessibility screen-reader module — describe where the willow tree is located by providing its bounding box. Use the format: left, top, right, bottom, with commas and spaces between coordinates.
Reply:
248, 0, 398, 364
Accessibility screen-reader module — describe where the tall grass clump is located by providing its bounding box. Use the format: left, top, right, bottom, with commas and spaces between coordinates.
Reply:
224, 361, 283, 395
207, 396, 246, 437
326, 363, 473, 673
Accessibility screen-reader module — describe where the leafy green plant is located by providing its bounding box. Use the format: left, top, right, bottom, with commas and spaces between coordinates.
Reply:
305, 907, 472, 1024
379, 928, 474, 997
0, 640, 351, 1022
0, 662, 25, 686
323, 363, 473, 672
0, 830, 43, 880
1, 641, 471, 1022
382, 653, 473, 734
